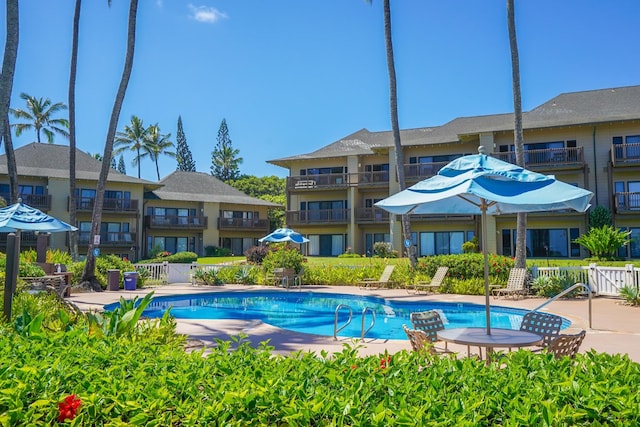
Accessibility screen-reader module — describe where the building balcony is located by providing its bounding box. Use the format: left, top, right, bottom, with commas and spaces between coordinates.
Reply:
404, 162, 449, 182
286, 209, 350, 226
217, 217, 269, 232
493, 147, 584, 169
72, 197, 139, 214
78, 231, 136, 247
0, 193, 51, 210
356, 171, 390, 187
0, 231, 38, 246
614, 192, 640, 213
145, 215, 208, 229
355, 207, 390, 223
611, 143, 640, 167
287, 173, 350, 191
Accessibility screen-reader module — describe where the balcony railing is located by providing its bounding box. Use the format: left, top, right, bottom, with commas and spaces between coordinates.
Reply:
78, 231, 136, 246
73, 197, 139, 213
287, 173, 350, 191
355, 207, 389, 223
286, 209, 350, 225
493, 147, 584, 168
404, 162, 449, 181
611, 143, 640, 166
0, 231, 38, 246
145, 215, 208, 229
217, 217, 269, 231
0, 193, 51, 210
614, 192, 640, 213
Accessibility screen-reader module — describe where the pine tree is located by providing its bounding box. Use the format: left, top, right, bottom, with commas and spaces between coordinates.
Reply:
118, 155, 127, 174
210, 118, 242, 181
175, 115, 195, 171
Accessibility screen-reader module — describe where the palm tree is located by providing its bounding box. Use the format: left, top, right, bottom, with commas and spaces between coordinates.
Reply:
68, 0, 82, 261
10, 93, 70, 143
79, 0, 138, 291
382, 0, 416, 268
507, 0, 527, 268
114, 115, 149, 178
145, 124, 175, 180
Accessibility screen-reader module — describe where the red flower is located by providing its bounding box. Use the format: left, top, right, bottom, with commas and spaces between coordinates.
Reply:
379, 355, 391, 369
58, 394, 81, 422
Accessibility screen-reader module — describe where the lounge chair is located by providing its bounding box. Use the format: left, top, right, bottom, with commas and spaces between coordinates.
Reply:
547, 330, 586, 359
519, 311, 563, 351
409, 310, 451, 354
403, 325, 433, 353
408, 266, 449, 294
358, 265, 395, 289
491, 268, 528, 300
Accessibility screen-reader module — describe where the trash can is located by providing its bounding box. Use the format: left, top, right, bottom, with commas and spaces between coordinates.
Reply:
123, 271, 138, 291
107, 269, 120, 291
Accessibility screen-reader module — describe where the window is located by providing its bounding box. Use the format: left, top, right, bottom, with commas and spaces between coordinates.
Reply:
147, 236, 194, 254
307, 234, 344, 256
365, 163, 389, 182
302, 200, 346, 221
364, 233, 388, 257
505, 228, 577, 258
419, 231, 464, 256
222, 210, 257, 226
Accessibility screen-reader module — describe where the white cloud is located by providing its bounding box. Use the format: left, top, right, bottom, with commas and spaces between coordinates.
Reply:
188, 4, 228, 23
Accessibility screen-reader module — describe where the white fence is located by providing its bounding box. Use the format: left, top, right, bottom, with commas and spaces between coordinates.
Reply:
135, 262, 638, 297
534, 263, 638, 297
134, 262, 232, 286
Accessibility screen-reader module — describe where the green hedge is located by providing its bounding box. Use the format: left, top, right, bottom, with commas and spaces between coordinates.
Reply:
0, 323, 638, 425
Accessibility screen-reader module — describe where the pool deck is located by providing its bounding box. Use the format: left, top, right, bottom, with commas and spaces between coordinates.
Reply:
67, 284, 640, 363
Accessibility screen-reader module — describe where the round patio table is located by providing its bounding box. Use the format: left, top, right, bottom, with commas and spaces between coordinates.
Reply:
437, 327, 543, 361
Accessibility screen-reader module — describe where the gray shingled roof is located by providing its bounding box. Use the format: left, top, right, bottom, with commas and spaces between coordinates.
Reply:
150, 171, 280, 207
268, 85, 640, 167
0, 142, 159, 187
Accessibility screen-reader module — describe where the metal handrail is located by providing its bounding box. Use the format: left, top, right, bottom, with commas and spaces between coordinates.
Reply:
531, 282, 592, 328
334, 304, 353, 340
361, 307, 376, 339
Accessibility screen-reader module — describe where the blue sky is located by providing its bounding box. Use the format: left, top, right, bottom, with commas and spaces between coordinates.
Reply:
2, 1, 639, 181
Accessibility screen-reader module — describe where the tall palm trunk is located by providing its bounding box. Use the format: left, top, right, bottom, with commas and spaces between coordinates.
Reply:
0, 0, 19, 204
68, 0, 81, 261
507, 0, 527, 268
3, 116, 18, 203
383, 0, 416, 267
80, 0, 138, 290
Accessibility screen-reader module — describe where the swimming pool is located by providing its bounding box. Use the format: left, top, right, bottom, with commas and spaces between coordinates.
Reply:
105, 291, 570, 340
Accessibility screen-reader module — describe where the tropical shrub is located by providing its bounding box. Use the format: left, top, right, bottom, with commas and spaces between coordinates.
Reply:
589, 205, 612, 229
574, 225, 631, 260
205, 245, 232, 257
530, 273, 582, 298
192, 267, 223, 286
373, 241, 397, 258
262, 245, 304, 274
620, 285, 640, 306
417, 253, 514, 283
245, 245, 272, 265
138, 251, 198, 264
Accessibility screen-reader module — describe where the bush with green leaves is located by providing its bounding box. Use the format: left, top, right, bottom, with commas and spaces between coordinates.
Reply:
589, 205, 612, 229
192, 267, 223, 286
138, 251, 198, 264
205, 245, 232, 257
262, 244, 304, 274
373, 241, 397, 258
0, 320, 638, 425
620, 285, 640, 306
417, 253, 513, 284
530, 273, 583, 298
574, 225, 631, 260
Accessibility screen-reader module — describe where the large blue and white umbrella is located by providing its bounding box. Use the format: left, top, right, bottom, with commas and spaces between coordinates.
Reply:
259, 227, 309, 244
375, 148, 593, 334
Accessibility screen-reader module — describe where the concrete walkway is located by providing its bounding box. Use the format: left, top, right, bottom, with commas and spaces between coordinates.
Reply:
67, 284, 640, 362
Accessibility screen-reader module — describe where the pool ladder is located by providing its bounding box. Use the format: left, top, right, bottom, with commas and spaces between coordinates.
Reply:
333, 304, 376, 340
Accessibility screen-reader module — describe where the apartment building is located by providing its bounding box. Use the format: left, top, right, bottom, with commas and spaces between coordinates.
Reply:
268, 85, 640, 259
0, 143, 279, 260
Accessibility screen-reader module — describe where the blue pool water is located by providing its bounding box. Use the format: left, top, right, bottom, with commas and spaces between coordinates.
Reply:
105, 291, 570, 340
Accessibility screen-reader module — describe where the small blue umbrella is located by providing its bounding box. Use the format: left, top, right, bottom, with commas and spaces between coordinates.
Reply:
259, 227, 309, 244
375, 147, 594, 334
0, 201, 78, 233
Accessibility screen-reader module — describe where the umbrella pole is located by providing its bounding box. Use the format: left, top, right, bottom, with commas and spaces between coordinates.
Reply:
481, 199, 491, 335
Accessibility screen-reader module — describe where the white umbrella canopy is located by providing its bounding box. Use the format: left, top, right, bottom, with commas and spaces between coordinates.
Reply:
259, 227, 309, 244
375, 148, 594, 334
